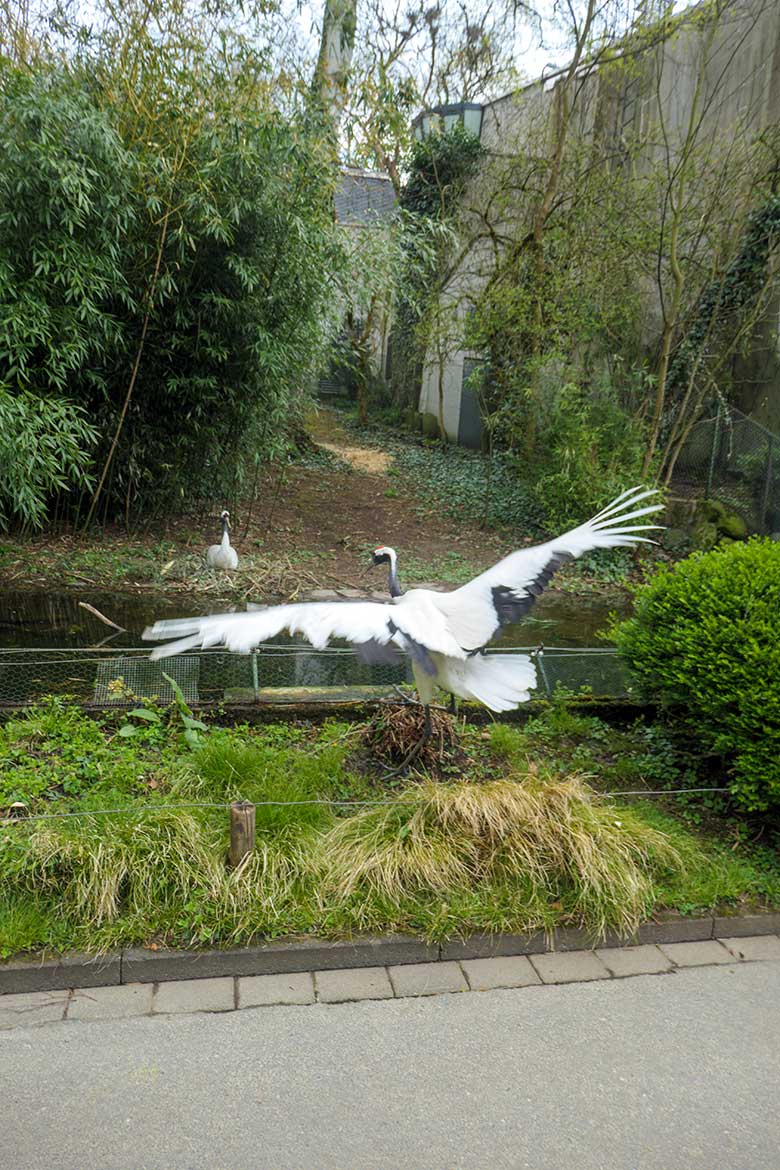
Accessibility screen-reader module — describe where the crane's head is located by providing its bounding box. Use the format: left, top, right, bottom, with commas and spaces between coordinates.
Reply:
371, 545, 396, 568
220, 509, 230, 528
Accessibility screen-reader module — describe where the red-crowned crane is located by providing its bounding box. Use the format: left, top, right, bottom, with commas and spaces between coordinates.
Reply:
206, 510, 238, 571
144, 487, 662, 759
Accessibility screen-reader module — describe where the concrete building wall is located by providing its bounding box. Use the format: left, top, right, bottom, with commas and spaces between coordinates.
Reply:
421, 0, 780, 441
419, 348, 465, 439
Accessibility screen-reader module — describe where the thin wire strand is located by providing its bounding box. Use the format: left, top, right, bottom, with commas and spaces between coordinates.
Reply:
0, 645, 617, 658
0, 788, 733, 824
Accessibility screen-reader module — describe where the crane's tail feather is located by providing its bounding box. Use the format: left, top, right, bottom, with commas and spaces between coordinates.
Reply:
438, 653, 536, 713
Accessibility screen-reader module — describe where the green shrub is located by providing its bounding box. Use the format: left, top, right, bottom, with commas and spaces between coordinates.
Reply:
0, 389, 97, 528
612, 540, 780, 811
0, 56, 340, 526
529, 379, 649, 531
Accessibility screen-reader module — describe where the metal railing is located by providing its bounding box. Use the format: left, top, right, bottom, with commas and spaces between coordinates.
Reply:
0, 645, 630, 708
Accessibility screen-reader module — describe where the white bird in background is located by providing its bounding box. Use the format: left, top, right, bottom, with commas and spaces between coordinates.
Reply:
146, 487, 662, 757
206, 510, 238, 571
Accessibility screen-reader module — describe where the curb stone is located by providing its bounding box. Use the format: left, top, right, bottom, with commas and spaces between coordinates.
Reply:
0, 951, 120, 995
2, 937, 779, 1028
122, 934, 438, 985
0, 913, 776, 996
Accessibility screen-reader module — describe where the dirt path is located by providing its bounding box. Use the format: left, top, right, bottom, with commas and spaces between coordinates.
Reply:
316, 442, 392, 475
0, 406, 509, 601
257, 407, 507, 588
306, 406, 392, 475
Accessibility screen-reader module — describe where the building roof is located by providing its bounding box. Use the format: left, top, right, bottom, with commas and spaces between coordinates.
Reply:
335, 168, 397, 226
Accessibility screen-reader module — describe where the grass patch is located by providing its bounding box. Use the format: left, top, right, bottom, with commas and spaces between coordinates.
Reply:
317, 771, 683, 940
0, 698, 778, 958
0, 697, 173, 807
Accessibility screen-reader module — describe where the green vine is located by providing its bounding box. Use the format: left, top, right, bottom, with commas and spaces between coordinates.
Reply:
667, 194, 780, 394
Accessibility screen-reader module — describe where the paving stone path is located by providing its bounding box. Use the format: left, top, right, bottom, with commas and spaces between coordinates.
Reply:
2, 934, 778, 1031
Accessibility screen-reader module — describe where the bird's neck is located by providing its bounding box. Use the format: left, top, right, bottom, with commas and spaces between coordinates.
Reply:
387, 558, 401, 598
221, 521, 231, 548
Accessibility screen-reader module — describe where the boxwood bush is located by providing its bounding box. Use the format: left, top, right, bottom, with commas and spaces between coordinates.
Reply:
612, 540, 780, 811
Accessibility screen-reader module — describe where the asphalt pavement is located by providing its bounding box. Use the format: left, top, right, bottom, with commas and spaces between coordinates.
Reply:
3, 960, 779, 1170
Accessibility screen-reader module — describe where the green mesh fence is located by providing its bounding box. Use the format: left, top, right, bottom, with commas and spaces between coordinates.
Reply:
0, 645, 629, 707
676, 406, 780, 534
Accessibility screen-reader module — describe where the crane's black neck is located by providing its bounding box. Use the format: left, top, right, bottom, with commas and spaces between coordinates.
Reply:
388, 563, 402, 598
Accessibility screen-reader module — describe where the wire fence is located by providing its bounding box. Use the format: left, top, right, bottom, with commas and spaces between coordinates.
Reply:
676, 405, 780, 534
0, 644, 630, 708
0, 788, 733, 826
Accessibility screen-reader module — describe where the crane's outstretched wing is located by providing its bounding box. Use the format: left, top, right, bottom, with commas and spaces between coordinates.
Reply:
143, 598, 464, 667
433, 486, 663, 651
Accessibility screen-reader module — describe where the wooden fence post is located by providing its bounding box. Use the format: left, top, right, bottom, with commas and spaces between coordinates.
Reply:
229, 801, 256, 867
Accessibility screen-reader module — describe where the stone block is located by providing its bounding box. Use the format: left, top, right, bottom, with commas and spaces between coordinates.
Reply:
67, 983, 154, 1021
461, 956, 541, 991
0, 952, 120, 996
635, 916, 713, 945
595, 945, 673, 978
123, 935, 437, 984
714, 913, 780, 938
440, 932, 546, 961
153, 976, 235, 1015
388, 961, 467, 998
719, 935, 780, 962
239, 972, 315, 1007
658, 940, 733, 967
421, 411, 439, 438
315, 967, 393, 1004
530, 951, 611, 985
0, 990, 70, 1029
554, 927, 597, 952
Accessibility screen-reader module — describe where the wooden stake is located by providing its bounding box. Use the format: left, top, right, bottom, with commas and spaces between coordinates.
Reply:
229, 801, 256, 867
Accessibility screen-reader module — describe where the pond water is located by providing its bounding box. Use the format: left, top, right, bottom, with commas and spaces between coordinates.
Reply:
0, 588, 629, 650
0, 588, 631, 704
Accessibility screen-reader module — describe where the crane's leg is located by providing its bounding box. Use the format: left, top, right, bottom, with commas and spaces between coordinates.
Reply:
380, 664, 438, 774
448, 693, 457, 715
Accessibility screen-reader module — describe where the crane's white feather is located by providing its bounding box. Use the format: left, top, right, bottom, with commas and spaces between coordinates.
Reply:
206, 514, 238, 570
144, 597, 465, 662
207, 542, 238, 570
433, 652, 536, 712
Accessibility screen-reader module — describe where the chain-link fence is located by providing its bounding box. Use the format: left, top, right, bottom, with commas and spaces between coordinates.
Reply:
675, 405, 780, 534
0, 645, 629, 708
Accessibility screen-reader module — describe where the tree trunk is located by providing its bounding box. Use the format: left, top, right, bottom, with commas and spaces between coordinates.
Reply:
312, 0, 358, 132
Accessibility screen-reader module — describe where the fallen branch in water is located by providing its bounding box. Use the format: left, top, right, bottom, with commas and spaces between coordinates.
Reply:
77, 602, 127, 633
